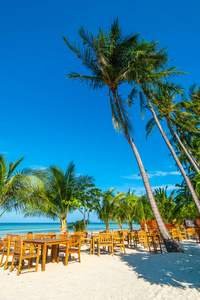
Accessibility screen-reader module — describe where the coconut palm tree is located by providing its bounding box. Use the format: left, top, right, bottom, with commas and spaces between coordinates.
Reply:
96, 189, 123, 230
113, 197, 127, 229
0, 155, 28, 218
122, 189, 138, 231
154, 187, 177, 223
135, 194, 154, 231
146, 83, 200, 172
63, 19, 182, 252
142, 84, 200, 216
24, 162, 79, 231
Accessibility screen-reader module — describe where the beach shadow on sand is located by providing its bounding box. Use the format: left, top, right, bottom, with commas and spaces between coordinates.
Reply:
118, 241, 200, 290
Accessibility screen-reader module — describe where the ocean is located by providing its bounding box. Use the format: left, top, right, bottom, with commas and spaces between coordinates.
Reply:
0, 222, 140, 237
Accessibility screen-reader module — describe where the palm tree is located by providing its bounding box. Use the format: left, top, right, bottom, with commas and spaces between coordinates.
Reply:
135, 194, 154, 231
123, 189, 138, 231
63, 19, 182, 252
143, 85, 200, 216
0, 155, 28, 218
146, 83, 200, 172
154, 187, 177, 223
24, 162, 79, 231
113, 197, 127, 229
96, 189, 123, 230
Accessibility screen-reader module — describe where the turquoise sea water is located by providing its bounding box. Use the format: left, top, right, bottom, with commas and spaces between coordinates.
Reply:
0, 222, 140, 237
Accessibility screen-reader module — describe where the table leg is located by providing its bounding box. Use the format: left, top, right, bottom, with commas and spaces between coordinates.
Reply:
42, 244, 47, 271
64, 243, 68, 266
51, 245, 56, 263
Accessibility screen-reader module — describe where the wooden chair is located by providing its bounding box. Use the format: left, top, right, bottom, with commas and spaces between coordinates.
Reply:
68, 235, 81, 263
186, 228, 196, 239
0, 238, 12, 269
180, 228, 187, 240
172, 229, 182, 242
10, 239, 40, 275
0, 235, 20, 270
122, 229, 131, 246
97, 233, 114, 256
74, 232, 92, 252
137, 231, 148, 248
113, 231, 125, 253
147, 234, 162, 254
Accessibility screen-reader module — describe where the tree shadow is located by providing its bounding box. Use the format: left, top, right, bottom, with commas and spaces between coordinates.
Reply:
118, 241, 200, 290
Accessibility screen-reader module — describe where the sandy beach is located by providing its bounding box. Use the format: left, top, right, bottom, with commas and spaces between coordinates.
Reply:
0, 240, 200, 300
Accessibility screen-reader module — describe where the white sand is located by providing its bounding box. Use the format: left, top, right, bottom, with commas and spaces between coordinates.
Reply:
0, 241, 200, 300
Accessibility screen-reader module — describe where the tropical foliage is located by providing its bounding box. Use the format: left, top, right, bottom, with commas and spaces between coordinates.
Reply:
0, 155, 29, 218
63, 19, 183, 252
23, 162, 79, 231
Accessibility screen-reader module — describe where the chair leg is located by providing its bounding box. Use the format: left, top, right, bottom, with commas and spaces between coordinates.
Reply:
10, 256, 15, 272
17, 258, 22, 276
35, 253, 40, 272
0, 252, 4, 267
78, 251, 81, 263
4, 254, 10, 270
123, 244, 126, 254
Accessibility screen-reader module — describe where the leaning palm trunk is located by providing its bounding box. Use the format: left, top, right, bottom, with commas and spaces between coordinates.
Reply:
146, 97, 200, 216
166, 117, 200, 173
112, 90, 182, 252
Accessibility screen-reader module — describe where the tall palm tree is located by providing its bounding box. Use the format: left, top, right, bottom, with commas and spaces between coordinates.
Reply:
143, 85, 200, 216
146, 83, 200, 172
96, 189, 123, 230
24, 162, 79, 231
63, 20, 182, 251
0, 155, 28, 218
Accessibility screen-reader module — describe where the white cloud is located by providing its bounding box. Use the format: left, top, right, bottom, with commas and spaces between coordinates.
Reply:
121, 170, 181, 180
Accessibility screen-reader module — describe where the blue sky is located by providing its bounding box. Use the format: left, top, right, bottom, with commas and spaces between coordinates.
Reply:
0, 0, 199, 222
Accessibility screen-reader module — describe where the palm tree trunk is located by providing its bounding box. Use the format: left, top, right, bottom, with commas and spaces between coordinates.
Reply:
60, 217, 67, 233
166, 117, 200, 173
112, 90, 182, 252
146, 97, 200, 216
106, 221, 109, 230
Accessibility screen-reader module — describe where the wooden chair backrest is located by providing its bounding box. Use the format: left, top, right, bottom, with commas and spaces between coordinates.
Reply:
98, 233, 113, 243
82, 230, 88, 238
74, 232, 85, 238
172, 229, 181, 236
34, 234, 45, 239
47, 232, 57, 235
10, 235, 20, 246
121, 229, 130, 237
20, 234, 33, 240
57, 234, 68, 240
186, 228, 195, 233
69, 235, 81, 248
114, 231, 123, 238
14, 239, 23, 256
3, 238, 10, 251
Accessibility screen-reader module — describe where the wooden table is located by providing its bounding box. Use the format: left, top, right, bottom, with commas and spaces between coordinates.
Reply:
24, 238, 68, 271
